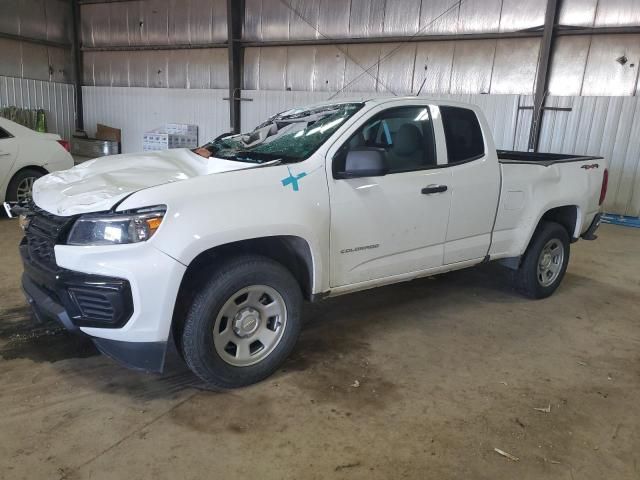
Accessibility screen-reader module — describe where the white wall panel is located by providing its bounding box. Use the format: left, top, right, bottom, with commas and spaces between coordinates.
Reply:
0, 75, 75, 140
539, 96, 640, 217
82, 86, 230, 153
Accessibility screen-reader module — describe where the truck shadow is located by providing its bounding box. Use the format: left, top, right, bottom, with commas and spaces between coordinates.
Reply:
0, 305, 99, 363
0, 263, 610, 401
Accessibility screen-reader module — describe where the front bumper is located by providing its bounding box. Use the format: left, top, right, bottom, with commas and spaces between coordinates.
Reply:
22, 272, 167, 372
20, 240, 186, 372
21, 243, 134, 329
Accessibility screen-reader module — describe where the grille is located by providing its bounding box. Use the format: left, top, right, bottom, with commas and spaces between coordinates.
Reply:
68, 287, 116, 323
25, 204, 74, 271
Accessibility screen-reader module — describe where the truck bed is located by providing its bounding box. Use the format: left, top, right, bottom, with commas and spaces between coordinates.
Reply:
497, 150, 602, 167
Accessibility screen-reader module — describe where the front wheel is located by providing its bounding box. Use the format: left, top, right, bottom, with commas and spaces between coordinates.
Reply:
181, 255, 302, 388
514, 221, 570, 299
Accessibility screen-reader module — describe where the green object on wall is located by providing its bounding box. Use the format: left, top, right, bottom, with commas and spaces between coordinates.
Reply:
36, 109, 47, 132
0, 106, 47, 132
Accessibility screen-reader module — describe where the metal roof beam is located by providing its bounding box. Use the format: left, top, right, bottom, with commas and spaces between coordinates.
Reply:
81, 43, 228, 52
0, 32, 71, 50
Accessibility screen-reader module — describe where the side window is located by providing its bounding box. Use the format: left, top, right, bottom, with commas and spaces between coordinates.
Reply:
333, 106, 437, 176
440, 107, 485, 164
0, 127, 11, 140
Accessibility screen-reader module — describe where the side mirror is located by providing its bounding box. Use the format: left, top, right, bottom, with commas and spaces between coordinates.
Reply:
336, 148, 389, 179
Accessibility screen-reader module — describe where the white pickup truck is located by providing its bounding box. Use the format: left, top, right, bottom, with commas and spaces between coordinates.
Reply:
14, 97, 608, 388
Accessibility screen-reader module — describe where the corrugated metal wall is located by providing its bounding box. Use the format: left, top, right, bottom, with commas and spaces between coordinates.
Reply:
539, 96, 640, 217
243, 38, 542, 95
80, 0, 227, 47
243, 0, 546, 39
243, 36, 640, 95
0, 0, 74, 83
82, 49, 229, 89
80, 0, 229, 89
242, 0, 640, 96
0, 75, 76, 140
82, 86, 230, 153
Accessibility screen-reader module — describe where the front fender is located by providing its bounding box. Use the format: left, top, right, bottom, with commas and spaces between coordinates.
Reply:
117, 159, 331, 294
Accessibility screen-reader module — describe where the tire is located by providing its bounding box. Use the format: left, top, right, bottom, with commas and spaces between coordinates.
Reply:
514, 221, 570, 299
6, 168, 44, 203
181, 254, 303, 388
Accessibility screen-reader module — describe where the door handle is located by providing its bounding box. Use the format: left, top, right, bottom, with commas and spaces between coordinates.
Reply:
421, 184, 448, 194
0, 152, 11, 156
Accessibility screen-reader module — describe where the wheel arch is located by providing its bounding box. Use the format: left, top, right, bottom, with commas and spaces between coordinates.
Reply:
5, 165, 49, 199
171, 235, 315, 342
539, 205, 580, 241
501, 205, 579, 271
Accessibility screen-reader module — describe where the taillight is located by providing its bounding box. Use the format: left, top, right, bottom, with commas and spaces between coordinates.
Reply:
57, 139, 71, 152
599, 168, 608, 206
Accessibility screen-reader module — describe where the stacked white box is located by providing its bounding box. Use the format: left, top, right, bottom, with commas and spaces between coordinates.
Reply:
143, 124, 198, 151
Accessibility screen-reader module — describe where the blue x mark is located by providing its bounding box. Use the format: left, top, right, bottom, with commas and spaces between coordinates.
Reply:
281, 167, 307, 192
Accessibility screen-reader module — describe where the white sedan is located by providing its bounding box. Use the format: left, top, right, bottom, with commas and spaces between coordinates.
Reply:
0, 117, 74, 203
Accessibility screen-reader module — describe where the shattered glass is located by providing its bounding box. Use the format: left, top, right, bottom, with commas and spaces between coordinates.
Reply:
207, 103, 364, 163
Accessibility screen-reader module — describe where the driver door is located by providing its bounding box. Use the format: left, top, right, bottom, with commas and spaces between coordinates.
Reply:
327, 104, 452, 288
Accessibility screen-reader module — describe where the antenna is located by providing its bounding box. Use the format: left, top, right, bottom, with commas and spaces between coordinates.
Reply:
416, 62, 429, 96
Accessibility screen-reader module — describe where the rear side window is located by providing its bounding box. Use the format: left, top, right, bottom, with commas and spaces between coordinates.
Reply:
0, 127, 11, 139
440, 107, 485, 163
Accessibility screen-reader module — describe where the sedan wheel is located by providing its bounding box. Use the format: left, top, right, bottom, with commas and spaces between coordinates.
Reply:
6, 169, 44, 203
16, 176, 37, 202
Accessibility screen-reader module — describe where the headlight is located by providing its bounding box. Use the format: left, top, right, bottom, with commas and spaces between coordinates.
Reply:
67, 206, 166, 246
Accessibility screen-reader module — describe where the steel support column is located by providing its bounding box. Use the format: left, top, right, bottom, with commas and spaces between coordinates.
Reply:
72, 0, 84, 131
529, 0, 559, 152
227, 0, 244, 133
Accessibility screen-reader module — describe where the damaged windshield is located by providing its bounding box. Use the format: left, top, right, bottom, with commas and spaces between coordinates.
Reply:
203, 102, 364, 164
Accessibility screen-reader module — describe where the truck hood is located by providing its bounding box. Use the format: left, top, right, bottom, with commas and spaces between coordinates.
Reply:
33, 148, 255, 216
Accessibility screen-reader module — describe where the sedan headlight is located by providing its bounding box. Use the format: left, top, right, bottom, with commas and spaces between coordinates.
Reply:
67, 206, 166, 246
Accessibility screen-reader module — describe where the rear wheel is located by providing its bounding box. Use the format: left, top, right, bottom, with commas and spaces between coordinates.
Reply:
514, 221, 570, 299
181, 255, 302, 388
6, 168, 44, 202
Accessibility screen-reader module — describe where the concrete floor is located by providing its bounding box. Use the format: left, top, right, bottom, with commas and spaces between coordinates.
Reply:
1, 217, 639, 480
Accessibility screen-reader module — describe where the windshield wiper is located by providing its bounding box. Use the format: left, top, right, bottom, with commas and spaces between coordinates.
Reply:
227, 150, 284, 164
254, 159, 282, 168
